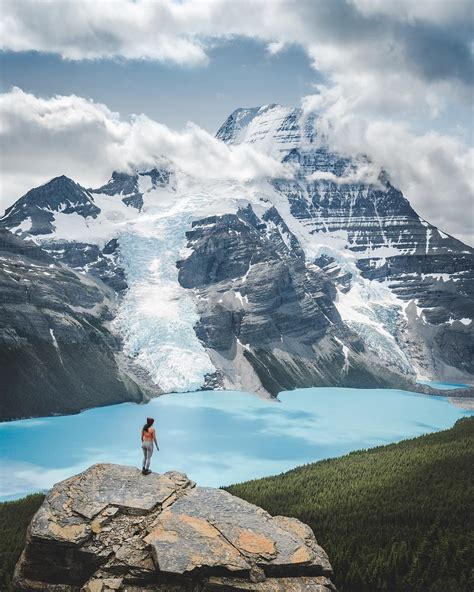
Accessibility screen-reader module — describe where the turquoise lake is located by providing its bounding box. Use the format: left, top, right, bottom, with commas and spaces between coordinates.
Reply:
417, 380, 469, 390
0, 387, 472, 501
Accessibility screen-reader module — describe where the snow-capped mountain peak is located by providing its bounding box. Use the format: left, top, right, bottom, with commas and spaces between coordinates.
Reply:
216, 104, 318, 160
1, 104, 473, 406
1, 175, 99, 235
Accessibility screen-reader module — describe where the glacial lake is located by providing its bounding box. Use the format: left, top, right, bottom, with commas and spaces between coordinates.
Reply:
1, 387, 472, 501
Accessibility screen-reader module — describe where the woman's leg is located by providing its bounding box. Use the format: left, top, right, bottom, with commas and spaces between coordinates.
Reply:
142, 445, 147, 470
145, 443, 154, 470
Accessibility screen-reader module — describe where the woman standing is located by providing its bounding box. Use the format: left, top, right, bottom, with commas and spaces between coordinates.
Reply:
141, 417, 159, 475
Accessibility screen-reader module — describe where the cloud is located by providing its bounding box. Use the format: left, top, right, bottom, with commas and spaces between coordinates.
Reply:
307, 162, 384, 189
0, 0, 209, 64
2, 2, 471, 140
351, 0, 473, 27
0, 87, 288, 210
0, 1, 472, 242
266, 41, 286, 56
1, 1, 472, 91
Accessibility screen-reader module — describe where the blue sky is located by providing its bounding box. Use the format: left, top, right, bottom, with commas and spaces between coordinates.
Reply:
0, 0, 472, 243
0, 41, 320, 132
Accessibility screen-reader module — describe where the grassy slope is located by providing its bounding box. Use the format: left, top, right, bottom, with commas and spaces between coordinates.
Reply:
0, 493, 45, 591
226, 417, 474, 592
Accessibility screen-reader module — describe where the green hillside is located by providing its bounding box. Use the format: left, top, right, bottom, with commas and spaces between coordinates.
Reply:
227, 417, 474, 592
0, 493, 45, 591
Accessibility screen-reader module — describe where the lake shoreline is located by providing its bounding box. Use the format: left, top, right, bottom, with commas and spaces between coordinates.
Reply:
2, 381, 473, 423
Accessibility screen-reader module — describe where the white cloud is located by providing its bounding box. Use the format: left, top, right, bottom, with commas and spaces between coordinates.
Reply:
0, 87, 288, 210
351, 0, 473, 26
1, 1, 472, 94
266, 41, 286, 56
0, 0, 209, 64
307, 162, 384, 189
0, 1, 472, 242
2, 1, 471, 148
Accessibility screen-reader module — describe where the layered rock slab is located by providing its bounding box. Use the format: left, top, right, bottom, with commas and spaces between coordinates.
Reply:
14, 464, 335, 592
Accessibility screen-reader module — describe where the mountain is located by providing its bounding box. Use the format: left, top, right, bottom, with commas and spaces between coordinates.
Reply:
1, 104, 473, 414
217, 105, 474, 382
2, 175, 100, 235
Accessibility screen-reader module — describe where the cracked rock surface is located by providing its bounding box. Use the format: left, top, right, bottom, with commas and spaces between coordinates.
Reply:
14, 464, 335, 592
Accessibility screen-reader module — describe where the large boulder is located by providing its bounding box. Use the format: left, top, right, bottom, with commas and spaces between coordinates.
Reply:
14, 464, 336, 592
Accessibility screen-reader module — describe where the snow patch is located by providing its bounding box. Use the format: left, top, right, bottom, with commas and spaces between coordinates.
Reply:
334, 264, 413, 374
10, 217, 32, 234
334, 336, 350, 373
49, 328, 64, 366
233, 291, 249, 307
447, 317, 471, 326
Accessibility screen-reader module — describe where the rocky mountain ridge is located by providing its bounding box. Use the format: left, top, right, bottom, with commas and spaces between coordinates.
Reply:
1, 104, 472, 416
14, 463, 336, 592
0, 229, 146, 420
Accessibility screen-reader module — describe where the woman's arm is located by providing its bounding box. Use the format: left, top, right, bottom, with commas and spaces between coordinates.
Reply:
154, 433, 159, 450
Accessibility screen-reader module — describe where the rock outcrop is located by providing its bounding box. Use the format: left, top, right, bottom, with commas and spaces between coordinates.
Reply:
14, 464, 336, 592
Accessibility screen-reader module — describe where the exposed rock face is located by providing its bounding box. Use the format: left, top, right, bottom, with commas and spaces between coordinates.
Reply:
14, 464, 336, 592
177, 205, 415, 395
217, 104, 474, 384
0, 230, 145, 420
40, 237, 127, 293
91, 169, 170, 211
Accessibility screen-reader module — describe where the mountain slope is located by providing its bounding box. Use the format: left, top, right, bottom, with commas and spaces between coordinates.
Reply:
177, 205, 415, 394
0, 229, 145, 420
217, 105, 474, 383
1, 104, 472, 409
0, 494, 45, 592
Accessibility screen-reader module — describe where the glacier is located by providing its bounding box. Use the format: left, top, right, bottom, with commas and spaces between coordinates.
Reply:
110, 174, 289, 392
115, 222, 215, 392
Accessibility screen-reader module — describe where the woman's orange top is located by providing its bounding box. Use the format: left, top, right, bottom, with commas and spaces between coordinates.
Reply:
142, 427, 155, 441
